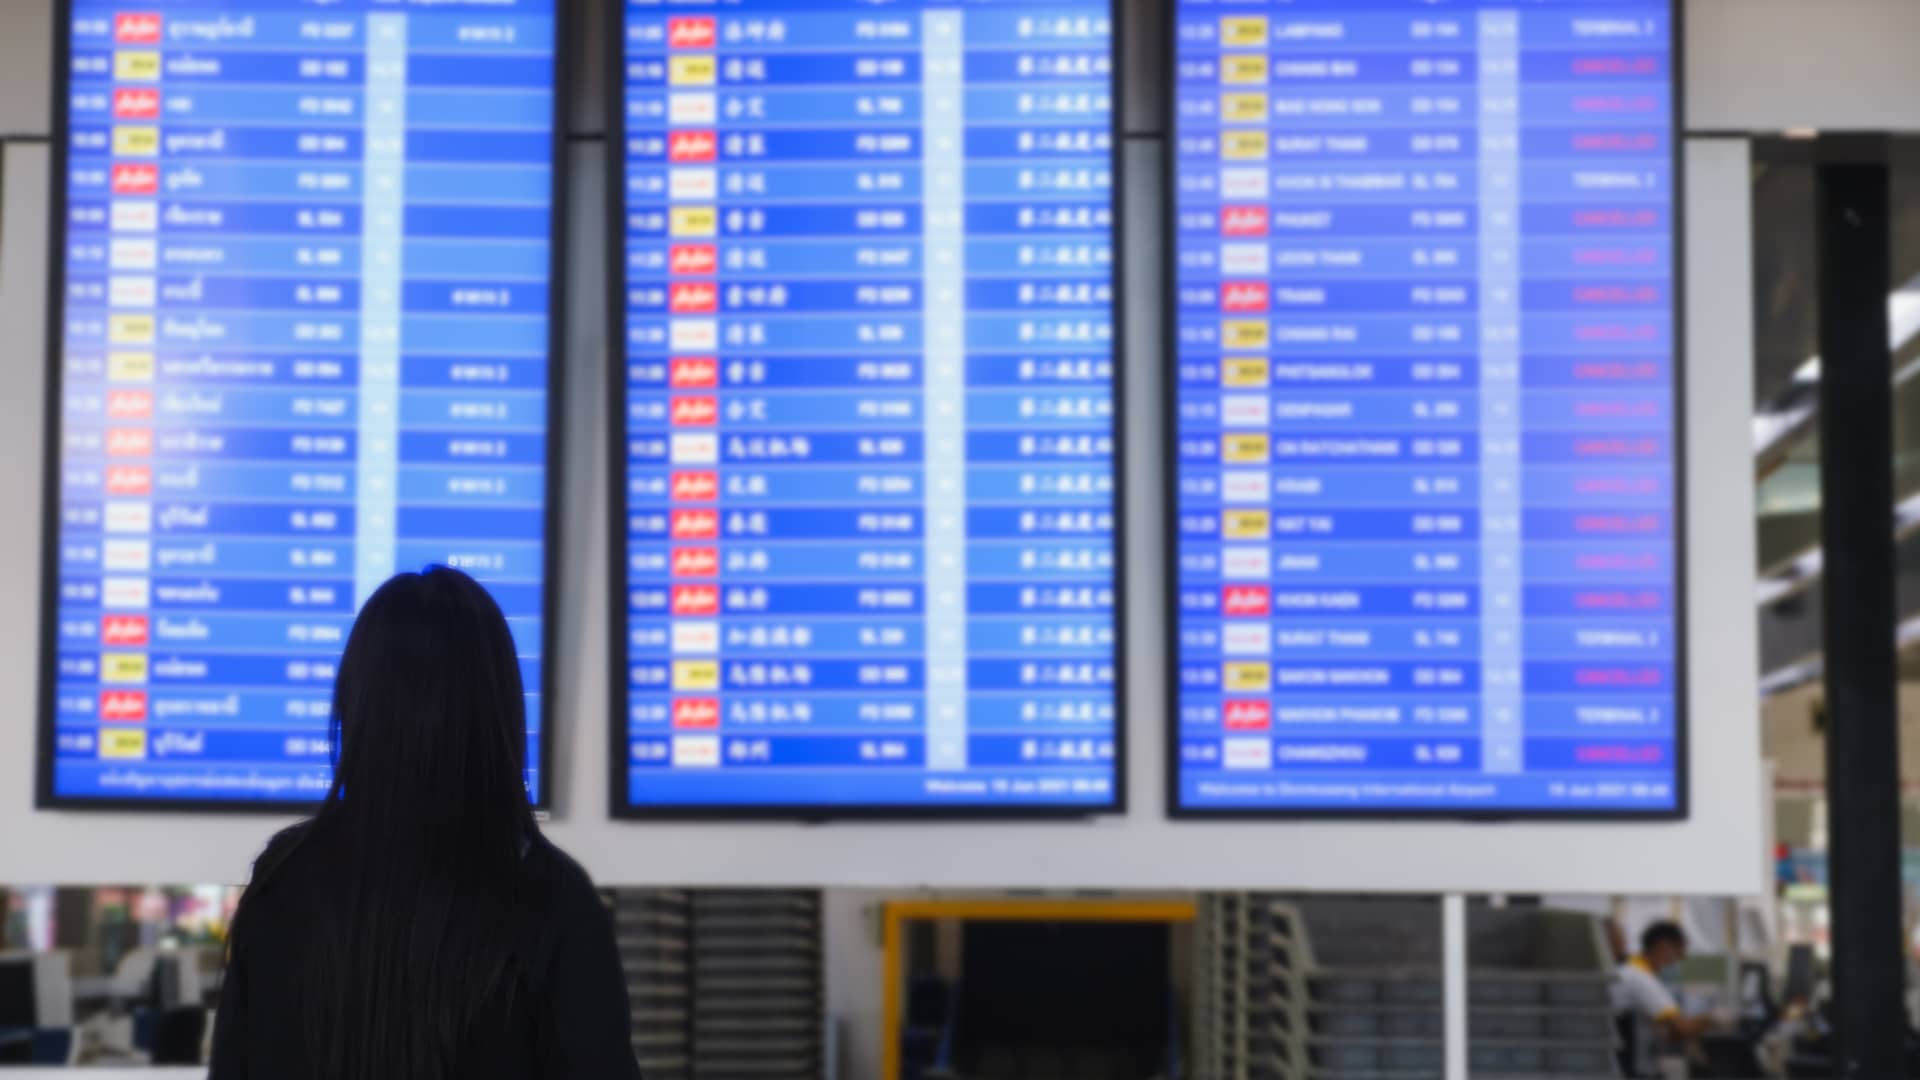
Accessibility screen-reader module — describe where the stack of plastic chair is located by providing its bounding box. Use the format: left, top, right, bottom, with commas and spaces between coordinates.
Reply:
687, 890, 824, 1080
1193, 896, 1619, 1079
610, 888, 693, 1080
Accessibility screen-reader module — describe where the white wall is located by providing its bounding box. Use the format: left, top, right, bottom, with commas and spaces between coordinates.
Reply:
0, 0, 1773, 897
1684, 0, 1920, 133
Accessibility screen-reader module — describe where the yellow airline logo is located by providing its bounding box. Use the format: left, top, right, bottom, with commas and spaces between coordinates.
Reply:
113, 127, 159, 157
114, 51, 161, 81
1220, 93, 1269, 124
1221, 54, 1268, 85
100, 653, 149, 684
108, 314, 155, 346
1221, 130, 1269, 160
1223, 662, 1272, 693
1222, 434, 1270, 464
108, 351, 155, 383
669, 55, 717, 86
1222, 509, 1271, 540
672, 659, 720, 691
1220, 16, 1269, 48
669, 206, 718, 238
1222, 358, 1270, 388
100, 729, 147, 760
1221, 319, 1270, 350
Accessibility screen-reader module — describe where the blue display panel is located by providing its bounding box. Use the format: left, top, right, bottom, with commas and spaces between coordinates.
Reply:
614, 0, 1121, 815
1170, 0, 1682, 816
39, 0, 563, 808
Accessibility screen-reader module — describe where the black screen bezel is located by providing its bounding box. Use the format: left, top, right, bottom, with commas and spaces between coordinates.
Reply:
605, 0, 1131, 820
1159, 0, 1692, 822
33, 0, 572, 813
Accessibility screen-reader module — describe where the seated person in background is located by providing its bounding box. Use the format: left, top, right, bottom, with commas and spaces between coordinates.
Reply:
1612, 920, 1715, 1077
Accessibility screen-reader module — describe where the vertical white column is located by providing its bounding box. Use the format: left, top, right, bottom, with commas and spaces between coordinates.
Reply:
1477, 10, 1523, 775
355, 14, 407, 605
1443, 893, 1469, 1080
921, 10, 968, 771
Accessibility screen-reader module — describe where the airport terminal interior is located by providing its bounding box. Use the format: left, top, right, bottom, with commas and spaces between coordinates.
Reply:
3, 0, 1920, 1077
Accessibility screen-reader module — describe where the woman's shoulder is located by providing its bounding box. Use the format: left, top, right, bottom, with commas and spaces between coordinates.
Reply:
525, 835, 602, 903
251, 821, 319, 882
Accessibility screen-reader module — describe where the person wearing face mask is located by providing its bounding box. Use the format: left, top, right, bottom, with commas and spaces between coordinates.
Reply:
1611, 921, 1716, 1078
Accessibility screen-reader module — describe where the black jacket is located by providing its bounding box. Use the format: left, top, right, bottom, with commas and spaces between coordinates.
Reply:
209, 827, 642, 1079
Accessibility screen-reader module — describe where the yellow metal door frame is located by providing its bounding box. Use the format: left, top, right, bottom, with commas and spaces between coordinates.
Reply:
880, 898, 1197, 1080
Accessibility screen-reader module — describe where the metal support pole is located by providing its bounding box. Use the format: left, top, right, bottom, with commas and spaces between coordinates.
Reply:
1443, 893, 1468, 1080
1816, 158, 1905, 1078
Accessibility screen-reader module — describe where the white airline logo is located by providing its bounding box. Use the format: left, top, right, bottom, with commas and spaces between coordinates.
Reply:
670, 168, 718, 201
1221, 470, 1271, 505
103, 538, 152, 571
1220, 243, 1269, 275
670, 319, 718, 351
671, 621, 720, 654
1222, 737, 1273, 771
104, 501, 153, 534
111, 201, 158, 233
672, 734, 721, 767
109, 238, 157, 271
670, 433, 719, 466
109, 276, 156, 308
1219, 167, 1270, 200
1220, 546, 1271, 581
1221, 623, 1272, 657
668, 93, 717, 126
102, 576, 151, 609
1220, 395, 1270, 428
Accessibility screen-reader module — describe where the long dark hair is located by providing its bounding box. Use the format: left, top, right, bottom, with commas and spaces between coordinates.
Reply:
263, 566, 538, 1078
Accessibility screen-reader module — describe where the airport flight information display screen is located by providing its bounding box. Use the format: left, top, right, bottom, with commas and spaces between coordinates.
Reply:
43, 0, 561, 807
1170, 0, 1680, 815
616, 0, 1119, 814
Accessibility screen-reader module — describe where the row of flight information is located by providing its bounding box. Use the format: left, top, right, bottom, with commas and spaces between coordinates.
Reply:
39, 0, 1684, 819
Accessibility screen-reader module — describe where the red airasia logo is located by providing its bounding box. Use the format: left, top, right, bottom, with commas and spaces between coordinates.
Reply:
673, 698, 719, 729
114, 12, 162, 43
671, 509, 718, 539
112, 164, 158, 196
671, 396, 717, 426
672, 547, 718, 577
672, 585, 719, 616
668, 17, 716, 48
1220, 282, 1270, 312
669, 131, 717, 163
99, 690, 147, 722
671, 244, 717, 274
1220, 206, 1269, 236
1221, 586, 1270, 617
106, 465, 151, 495
670, 357, 717, 388
113, 88, 160, 119
671, 471, 718, 501
670, 282, 718, 313
107, 390, 153, 418
1223, 699, 1271, 731
101, 615, 149, 645
106, 428, 152, 457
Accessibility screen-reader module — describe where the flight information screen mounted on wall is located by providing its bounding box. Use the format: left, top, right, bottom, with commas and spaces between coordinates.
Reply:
612, 0, 1121, 816
39, 0, 565, 809
1169, 0, 1682, 817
